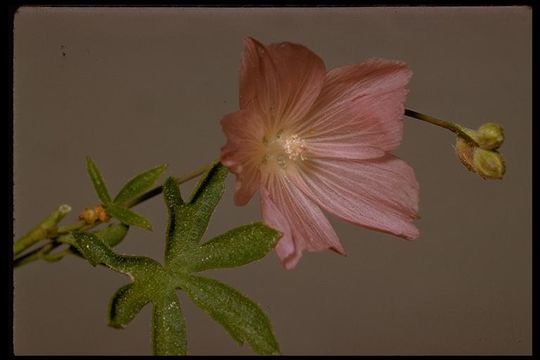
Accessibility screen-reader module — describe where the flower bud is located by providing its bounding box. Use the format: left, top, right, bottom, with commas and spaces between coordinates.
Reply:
455, 137, 505, 180
476, 122, 504, 150
95, 204, 110, 222
79, 207, 97, 224
473, 148, 506, 179
462, 123, 504, 151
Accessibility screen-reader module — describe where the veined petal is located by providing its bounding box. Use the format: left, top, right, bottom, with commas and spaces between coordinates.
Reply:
260, 176, 345, 270
240, 37, 326, 130
307, 142, 385, 160
220, 109, 266, 206
295, 59, 412, 158
295, 155, 419, 240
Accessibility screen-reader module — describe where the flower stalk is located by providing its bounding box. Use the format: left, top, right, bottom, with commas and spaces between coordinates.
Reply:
404, 109, 479, 146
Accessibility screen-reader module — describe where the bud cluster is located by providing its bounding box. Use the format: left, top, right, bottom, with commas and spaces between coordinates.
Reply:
456, 122, 505, 179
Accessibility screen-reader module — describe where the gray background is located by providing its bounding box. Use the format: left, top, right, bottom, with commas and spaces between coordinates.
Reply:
13, 6, 531, 355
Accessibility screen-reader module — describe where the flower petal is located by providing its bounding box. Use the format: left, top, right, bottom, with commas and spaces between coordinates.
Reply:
295, 155, 420, 240
220, 109, 266, 206
307, 142, 385, 160
295, 59, 412, 159
260, 176, 345, 270
240, 37, 326, 131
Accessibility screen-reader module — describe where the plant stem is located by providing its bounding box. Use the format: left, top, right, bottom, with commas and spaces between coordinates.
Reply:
13, 161, 215, 267
13, 243, 55, 268
13, 205, 72, 257
404, 109, 478, 145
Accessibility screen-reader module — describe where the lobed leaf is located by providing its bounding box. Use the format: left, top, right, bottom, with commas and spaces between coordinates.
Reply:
177, 274, 280, 355
106, 204, 152, 231
73, 161, 280, 355
108, 283, 151, 329
86, 157, 112, 204
165, 163, 228, 267
72, 231, 162, 278
152, 292, 188, 355
113, 164, 168, 206
183, 222, 280, 272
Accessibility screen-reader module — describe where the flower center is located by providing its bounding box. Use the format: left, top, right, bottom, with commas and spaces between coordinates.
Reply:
262, 130, 307, 169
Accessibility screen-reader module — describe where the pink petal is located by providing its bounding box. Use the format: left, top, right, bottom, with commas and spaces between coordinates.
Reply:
294, 59, 412, 159
294, 155, 420, 240
220, 109, 265, 206
239, 37, 326, 130
260, 176, 346, 270
307, 142, 385, 160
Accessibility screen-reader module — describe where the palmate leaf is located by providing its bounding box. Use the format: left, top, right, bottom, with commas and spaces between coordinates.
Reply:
74, 162, 281, 355
177, 274, 280, 355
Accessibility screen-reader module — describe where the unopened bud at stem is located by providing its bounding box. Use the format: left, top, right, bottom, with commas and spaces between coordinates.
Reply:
462, 122, 505, 150
455, 137, 505, 180
79, 207, 98, 224
94, 204, 110, 222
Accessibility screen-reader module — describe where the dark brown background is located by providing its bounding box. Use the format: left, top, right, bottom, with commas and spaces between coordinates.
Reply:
13, 6, 531, 355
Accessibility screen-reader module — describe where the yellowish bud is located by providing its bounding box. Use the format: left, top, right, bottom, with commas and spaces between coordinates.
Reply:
455, 137, 506, 180
79, 207, 97, 224
95, 204, 110, 222
462, 122, 505, 150
473, 148, 506, 179
476, 123, 504, 150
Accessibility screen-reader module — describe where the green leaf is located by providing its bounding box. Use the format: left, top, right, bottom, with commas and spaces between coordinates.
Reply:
113, 164, 167, 206
86, 157, 112, 204
71, 231, 162, 277
73, 162, 280, 355
152, 292, 187, 355
178, 274, 280, 355
108, 283, 151, 329
95, 223, 130, 247
106, 204, 152, 231
183, 222, 280, 272
165, 163, 228, 267
72, 231, 120, 267
163, 177, 184, 210
72, 230, 187, 355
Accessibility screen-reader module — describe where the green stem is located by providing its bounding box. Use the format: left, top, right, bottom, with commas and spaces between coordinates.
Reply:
14, 161, 215, 267
405, 109, 478, 146
13, 205, 72, 257
13, 243, 55, 268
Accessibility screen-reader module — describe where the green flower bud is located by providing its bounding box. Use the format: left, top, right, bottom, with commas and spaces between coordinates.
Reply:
473, 148, 506, 179
455, 136, 506, 180
462, 123, 504, 150
476, 123, 504, 150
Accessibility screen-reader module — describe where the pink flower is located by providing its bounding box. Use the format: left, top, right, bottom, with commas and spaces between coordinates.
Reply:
220, 37, 419, 269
